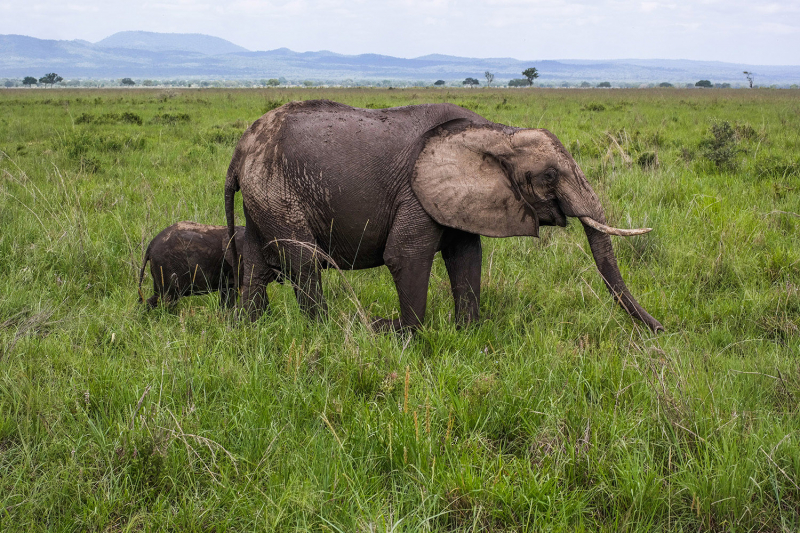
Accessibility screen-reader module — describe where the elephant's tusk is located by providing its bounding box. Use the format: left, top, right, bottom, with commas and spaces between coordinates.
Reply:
579, 216, 652, 236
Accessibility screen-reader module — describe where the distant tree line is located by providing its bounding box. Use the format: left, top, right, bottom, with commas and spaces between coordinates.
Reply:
2, 71, 790, 89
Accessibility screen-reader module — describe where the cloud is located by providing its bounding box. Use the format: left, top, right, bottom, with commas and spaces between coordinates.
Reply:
756, 22, 799, 34
1, 0, 799, 64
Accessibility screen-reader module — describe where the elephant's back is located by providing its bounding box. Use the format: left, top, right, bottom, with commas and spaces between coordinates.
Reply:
151, 222, 226, 267
229, 101, 491, 269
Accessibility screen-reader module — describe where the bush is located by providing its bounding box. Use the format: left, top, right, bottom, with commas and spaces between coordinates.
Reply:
120, 112, 143, 125
582, 102, 606, 112
150, 113, 191, 125
734, 122, 758, 141
74, 112, 143, 126
597, 82, 611, 88
262, 99, 286, 114
700, 121, 739, 169
637, 151, 658, 169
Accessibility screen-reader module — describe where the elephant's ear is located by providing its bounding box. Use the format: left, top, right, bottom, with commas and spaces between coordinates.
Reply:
411, 126, 538, 238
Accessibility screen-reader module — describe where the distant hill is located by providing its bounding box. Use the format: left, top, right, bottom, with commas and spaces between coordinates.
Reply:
1, 31, 799, 85
95, 31, 248, 55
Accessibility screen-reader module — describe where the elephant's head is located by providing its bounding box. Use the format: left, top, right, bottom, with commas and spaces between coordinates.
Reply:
412, 124, 664, 333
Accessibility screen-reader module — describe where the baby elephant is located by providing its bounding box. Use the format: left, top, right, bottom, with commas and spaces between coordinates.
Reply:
138, 221, 244, 309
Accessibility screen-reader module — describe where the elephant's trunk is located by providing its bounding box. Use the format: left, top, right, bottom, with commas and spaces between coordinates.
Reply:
582, 223, 664, 333
557, 166, 663, 332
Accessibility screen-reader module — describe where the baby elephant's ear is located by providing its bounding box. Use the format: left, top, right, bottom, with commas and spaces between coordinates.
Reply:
412, 126, 539, 238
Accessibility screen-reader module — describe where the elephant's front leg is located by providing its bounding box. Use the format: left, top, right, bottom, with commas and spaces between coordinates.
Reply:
380, 253, 436, 332
441, 230, 482, 326
377, 205, 443, 332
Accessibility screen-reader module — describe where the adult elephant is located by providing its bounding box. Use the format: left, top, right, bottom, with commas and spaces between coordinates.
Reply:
224, 100, 663, 333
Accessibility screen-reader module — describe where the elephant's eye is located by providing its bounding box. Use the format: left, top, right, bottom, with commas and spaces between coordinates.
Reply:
544, 168, 558, 182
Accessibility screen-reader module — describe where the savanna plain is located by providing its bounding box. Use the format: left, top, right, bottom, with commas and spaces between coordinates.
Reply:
1, 87, 799, 532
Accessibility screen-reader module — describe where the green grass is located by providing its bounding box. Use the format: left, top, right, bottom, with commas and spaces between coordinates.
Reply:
1, 87, 799, 531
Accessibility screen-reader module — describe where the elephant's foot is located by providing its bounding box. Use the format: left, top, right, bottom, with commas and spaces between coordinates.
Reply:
370, 317, 407, 334
233, 297, 268, 323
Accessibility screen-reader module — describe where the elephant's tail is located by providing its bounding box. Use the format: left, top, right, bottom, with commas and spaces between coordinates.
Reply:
224, 162, 241, 290
138, 242, 152, 304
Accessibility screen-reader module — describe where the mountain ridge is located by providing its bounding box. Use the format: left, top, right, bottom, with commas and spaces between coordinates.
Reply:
1, 31, 798, 85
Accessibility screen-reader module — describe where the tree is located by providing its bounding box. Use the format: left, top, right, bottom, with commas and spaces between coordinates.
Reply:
4, 80, 17, 88
743, 71, 754, 88
522, 67, 539, 86
266, 78, 280, 86
508, 78, 529, 87
23, 76, 37, 86
580, 81, 591, 88
695, 80, 712, 88
597, 81, 611, 88
658, 82, 674, 88
120, 78, 135, 86
484, 71, 494, 87
462, 77, 480, 87
434, 79, 446, 86
38, 73, 63, 87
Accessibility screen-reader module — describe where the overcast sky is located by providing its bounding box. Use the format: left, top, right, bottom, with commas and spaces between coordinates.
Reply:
2, 0, 798, 65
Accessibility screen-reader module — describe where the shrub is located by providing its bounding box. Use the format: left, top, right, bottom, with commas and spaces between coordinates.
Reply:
582, 102, 606, 112
734, 122, 758, 141
75, 113, 94, 124
75, 112, 143, 125
636, 151, 658, 169
150, 113, 191, 125
700, 120, 739, 170
120, 112, 143, 125
262, 99, 286, 114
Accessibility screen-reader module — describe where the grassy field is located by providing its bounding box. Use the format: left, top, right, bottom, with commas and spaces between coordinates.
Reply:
1, 87, 798, 531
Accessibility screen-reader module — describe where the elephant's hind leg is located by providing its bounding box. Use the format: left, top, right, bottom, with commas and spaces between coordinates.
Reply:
441, 230, 482, 326
239, 231, 277, 321
280, 242, 328, 320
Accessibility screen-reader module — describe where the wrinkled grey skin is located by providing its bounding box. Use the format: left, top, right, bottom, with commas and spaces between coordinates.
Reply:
225, 100, 663, 333
138, 221, 244, 309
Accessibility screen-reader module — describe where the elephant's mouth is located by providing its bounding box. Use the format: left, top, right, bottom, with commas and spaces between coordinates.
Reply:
553, 203, 568, 227
548, 202, 568, 227
532, 200, 568, 227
